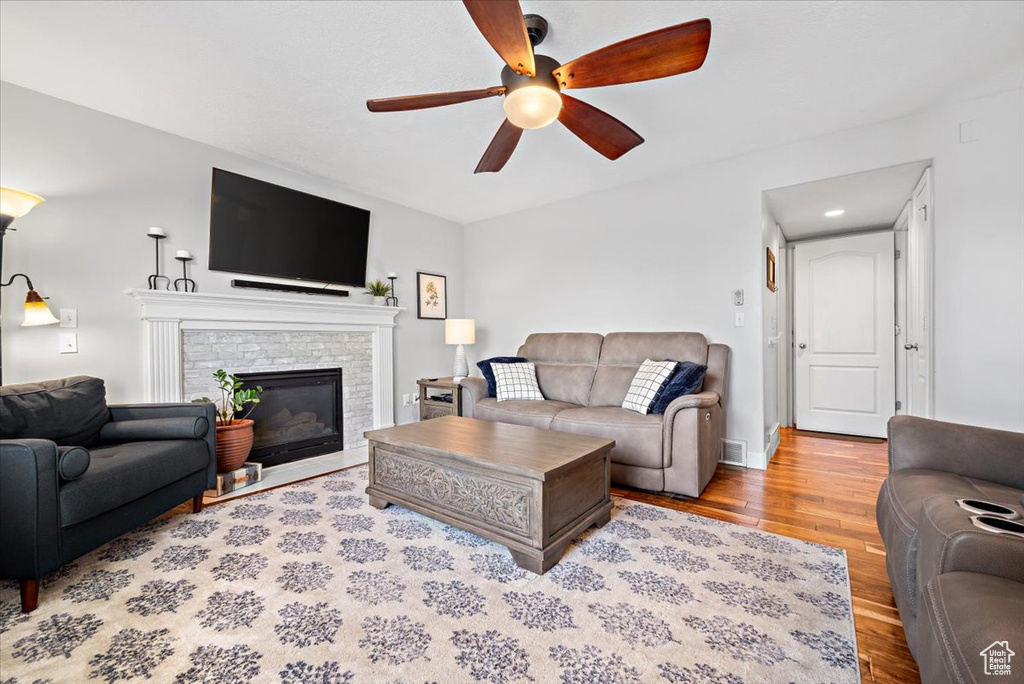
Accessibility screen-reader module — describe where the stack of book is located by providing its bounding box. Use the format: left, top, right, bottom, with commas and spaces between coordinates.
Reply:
205, 462, 262, 497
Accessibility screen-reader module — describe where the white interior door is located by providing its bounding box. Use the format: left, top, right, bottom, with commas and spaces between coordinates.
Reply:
906, 168, 933, 417
794, 231, 896, 437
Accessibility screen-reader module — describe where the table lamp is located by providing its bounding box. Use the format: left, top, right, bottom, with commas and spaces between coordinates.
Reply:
445, 318, 475, 382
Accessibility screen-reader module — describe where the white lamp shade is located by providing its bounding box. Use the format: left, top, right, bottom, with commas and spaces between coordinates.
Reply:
0, 187, 45, 219
445, 318, 476, 345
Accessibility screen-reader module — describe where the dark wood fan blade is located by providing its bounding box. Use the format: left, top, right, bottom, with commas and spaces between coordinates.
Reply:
474, 119, 523, 173
558, 95, 643, 160
367, 87, 504, 112
463, 0, 536, 76
555, 18, 711, 90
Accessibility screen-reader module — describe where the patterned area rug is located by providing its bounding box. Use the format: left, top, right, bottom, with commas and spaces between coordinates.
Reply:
0, 466, 860, 683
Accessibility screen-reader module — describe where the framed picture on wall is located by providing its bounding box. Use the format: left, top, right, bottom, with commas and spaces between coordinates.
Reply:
766, 248, 778, 292
417, 272, 447, 319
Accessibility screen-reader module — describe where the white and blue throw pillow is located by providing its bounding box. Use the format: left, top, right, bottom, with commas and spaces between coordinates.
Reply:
621, 359, 680, 414
492, 362, 545, 402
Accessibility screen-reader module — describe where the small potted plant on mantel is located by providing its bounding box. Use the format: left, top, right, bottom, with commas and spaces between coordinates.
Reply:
193, 369, 264, 472
366, 278, 391, 306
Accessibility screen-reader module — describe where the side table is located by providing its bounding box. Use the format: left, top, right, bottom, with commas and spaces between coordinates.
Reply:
418, 377, 463, 421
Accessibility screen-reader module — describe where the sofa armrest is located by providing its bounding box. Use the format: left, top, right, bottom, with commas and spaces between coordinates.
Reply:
663, 391, 721, 423
888, 416, 1024, 489
108, 403, 218, 489
0, 439, 62, 580
459, 378, 488, 419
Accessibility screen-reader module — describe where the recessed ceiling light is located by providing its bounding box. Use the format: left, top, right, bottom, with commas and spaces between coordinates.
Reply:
824, 209, 845, 217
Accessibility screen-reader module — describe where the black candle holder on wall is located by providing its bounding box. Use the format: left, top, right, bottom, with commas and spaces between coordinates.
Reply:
174, 255, 196, 292
147, 234, 170, 290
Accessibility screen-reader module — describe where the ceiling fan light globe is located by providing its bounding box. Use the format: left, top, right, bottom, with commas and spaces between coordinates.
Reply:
503, 86, 562, 130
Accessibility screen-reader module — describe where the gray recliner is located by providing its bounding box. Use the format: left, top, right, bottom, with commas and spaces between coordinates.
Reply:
0, 376, 216, 612
876, 416, 1024, 683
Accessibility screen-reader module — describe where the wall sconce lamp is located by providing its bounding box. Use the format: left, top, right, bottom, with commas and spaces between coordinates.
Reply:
1, 273, 60, 326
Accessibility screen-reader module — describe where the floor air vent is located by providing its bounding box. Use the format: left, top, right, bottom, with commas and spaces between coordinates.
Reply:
720, 439, 747, 466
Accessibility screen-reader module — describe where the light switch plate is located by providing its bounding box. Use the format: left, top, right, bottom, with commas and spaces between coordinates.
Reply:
734, 312, 745, 327
959, 120, 979, 144
60, 308, 78, 328
733, 289, 744, 306
59, 333, 78, 354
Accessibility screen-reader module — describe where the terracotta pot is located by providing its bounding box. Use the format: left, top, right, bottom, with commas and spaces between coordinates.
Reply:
215, 419, 254, 473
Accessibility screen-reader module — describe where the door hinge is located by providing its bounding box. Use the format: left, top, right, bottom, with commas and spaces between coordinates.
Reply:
896, 400, 902, 411
920, 205, 928, 221
895, 249, 901, 259
895, 324, 901, 336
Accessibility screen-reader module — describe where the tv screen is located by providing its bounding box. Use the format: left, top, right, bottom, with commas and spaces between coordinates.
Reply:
209, 168, 370, 287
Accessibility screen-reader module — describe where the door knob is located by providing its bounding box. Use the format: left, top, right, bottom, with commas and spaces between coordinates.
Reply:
904, 343, 919, 351
798, 343, 807, 349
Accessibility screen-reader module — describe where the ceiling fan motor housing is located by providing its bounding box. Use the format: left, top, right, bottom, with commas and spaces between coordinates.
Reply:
501, 54, 561, 94
523, 14, 548, 46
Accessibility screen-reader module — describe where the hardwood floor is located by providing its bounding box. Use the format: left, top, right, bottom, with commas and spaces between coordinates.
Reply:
612, 427, 920, 684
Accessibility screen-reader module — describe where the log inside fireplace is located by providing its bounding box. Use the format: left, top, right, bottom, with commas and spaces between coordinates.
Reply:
235, 368, 344, 467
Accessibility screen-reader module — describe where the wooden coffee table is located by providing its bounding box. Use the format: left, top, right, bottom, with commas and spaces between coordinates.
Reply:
364, 416, 614, 574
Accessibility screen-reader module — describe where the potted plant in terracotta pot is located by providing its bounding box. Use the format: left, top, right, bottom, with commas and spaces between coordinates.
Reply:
193, 369, 264, 472
366, 278, 391, 306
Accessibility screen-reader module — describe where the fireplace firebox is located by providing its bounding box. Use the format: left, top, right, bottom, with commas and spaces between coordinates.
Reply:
236, 368, 344, 467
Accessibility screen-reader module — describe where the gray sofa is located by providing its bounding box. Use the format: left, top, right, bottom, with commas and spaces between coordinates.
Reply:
462, 332, 729, 497
876, 416, 1024, 683
0, 376, 217, 612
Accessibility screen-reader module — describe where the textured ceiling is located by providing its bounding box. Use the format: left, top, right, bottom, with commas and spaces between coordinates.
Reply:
1, 1, 1022, 224
766, 161, 930, 241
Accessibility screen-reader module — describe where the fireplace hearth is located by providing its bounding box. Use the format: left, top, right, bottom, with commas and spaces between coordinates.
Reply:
236, 368, 344, 467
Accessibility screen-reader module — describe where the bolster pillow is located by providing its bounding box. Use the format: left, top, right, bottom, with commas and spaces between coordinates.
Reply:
100, 416, 210, 443
57, 445, 91, 481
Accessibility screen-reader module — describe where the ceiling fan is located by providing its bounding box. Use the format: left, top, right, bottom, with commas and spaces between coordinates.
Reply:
366, 0, 711, 173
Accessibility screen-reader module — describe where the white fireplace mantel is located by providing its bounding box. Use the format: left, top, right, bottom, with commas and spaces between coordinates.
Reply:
128, 289, 404, 429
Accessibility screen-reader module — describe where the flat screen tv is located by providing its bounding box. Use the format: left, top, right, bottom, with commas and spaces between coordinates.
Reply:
209, 168, 370, 287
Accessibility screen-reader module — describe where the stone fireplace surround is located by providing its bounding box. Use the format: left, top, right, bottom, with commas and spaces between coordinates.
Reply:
129, 289, 403, 444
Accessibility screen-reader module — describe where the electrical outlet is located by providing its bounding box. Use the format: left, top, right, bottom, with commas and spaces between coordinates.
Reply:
59, 333, 78, 354
734, 312, 745, 327
402, 393, 412, 407
60, 308, 78, 328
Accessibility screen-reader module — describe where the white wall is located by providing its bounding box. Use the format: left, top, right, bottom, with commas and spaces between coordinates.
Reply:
761, 201, 784, 464
465, 87, 1024, 454
0, 83, 464, 423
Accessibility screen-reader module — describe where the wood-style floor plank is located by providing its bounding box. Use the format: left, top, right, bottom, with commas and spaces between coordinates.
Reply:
611, 427, 918, 684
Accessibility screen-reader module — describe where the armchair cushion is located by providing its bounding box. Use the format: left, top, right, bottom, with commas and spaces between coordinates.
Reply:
60, 439, 210, 527
0, 376, 108, 447
57, 446, 90, 481
476, 357, 527, 398
101, 416, 209, 443
649, 362, 708, 415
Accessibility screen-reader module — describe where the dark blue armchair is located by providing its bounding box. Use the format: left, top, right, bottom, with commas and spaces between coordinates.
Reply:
0, 376, 216, 612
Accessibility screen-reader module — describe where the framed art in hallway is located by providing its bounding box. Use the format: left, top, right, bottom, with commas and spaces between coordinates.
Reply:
766, 247, 778, 292
417, 271, 447, 319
